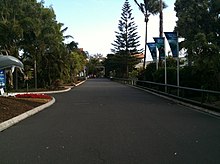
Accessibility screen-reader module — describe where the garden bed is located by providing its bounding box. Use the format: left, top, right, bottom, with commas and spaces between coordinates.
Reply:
0, 94, 52, 123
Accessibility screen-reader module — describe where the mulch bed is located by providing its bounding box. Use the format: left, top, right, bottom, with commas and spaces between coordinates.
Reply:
0, 96, 48, 123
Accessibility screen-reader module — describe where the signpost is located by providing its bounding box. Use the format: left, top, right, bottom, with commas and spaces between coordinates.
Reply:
0, 70, 5, 88
164, 32, 180, 96
154, 37, 167, 92
0, 70, 5, 95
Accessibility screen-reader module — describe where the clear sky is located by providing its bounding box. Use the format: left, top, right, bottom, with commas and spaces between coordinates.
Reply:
42, 0, 177, 60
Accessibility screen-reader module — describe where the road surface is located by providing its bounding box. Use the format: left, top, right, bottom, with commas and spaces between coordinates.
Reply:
0, 79, 220, 163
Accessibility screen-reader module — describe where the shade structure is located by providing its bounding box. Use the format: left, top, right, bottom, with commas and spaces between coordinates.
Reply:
0, 55, 23, 70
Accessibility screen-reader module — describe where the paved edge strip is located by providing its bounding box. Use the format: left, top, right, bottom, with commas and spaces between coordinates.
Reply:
129, 85, 220, 118
0, 80, 86, 132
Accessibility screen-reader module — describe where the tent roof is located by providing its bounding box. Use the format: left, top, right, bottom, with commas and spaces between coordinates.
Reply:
0, 55, 23, 70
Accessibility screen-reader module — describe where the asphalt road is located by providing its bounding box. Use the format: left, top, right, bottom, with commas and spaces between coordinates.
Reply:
0, 79, 220, 164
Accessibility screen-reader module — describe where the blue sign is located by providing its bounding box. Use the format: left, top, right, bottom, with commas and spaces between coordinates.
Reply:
0, 70, 6, 88
147, 42, 157, 61
164, 32, 179, 58
153, 37, 165, 60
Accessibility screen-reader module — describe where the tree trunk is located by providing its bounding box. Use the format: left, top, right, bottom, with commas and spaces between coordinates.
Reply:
159, 0, 163, 37
34, 60, 37, 89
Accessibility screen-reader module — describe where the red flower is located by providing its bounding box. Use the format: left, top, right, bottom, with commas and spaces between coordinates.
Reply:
15, 93, 52, 99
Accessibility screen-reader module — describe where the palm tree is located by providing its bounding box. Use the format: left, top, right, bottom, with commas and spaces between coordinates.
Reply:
134, 0, 167, 68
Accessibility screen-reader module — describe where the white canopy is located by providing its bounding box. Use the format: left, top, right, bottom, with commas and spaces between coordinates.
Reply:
0, 55, 23, 70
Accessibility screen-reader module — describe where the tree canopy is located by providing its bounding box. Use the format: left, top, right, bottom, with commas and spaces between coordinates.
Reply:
175, 0, 220, 90
0, 0, 87, 89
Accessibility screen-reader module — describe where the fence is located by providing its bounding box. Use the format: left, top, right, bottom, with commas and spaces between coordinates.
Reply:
112, 78, 220, 112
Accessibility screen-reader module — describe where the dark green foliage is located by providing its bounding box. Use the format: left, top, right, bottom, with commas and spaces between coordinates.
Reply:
86, 56, 103, 78
138, 62, 156, 81
0, 0, 86, 89
104, 54, 119, 77
175, 0, 220, 62
138, 63, 220, 91
180, 66, 219, 90
179, 66, 202, 89
173, 0, 220, 90
151, 67, 176, 85
138, 62, 177, 85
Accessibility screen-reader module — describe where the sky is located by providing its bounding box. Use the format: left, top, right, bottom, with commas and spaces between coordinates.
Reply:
42, 0, 177, 60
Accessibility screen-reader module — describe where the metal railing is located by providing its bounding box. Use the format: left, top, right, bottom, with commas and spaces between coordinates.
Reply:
112, 78, 220, 111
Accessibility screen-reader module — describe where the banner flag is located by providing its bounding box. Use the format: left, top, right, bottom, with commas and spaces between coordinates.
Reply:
0, 70, 6, 88
147, 42, 157, 61
164, 32, 178, 58
153, 37, 165, 60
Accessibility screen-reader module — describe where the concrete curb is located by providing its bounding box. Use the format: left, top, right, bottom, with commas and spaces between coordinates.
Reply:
8, 80, 86, 96
0, 80, 86, 132
7, 88, 71, 96
0, 97, 55, 132
75, 80, 86, 87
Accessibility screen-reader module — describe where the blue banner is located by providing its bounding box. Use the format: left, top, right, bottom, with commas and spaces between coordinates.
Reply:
0, 70, 6, 88
147, 43, 157, 61
164, 32, 178, 58
153, 37, 165, 60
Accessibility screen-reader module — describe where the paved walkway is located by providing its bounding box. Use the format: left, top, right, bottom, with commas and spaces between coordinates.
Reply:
0, 79, 220, 163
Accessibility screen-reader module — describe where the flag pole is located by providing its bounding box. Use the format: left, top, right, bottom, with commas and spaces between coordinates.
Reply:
177, 34, 180, 96
164, 38, 167, 93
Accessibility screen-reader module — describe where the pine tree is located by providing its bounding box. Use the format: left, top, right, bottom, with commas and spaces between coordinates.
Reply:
111, 0, 141, 77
